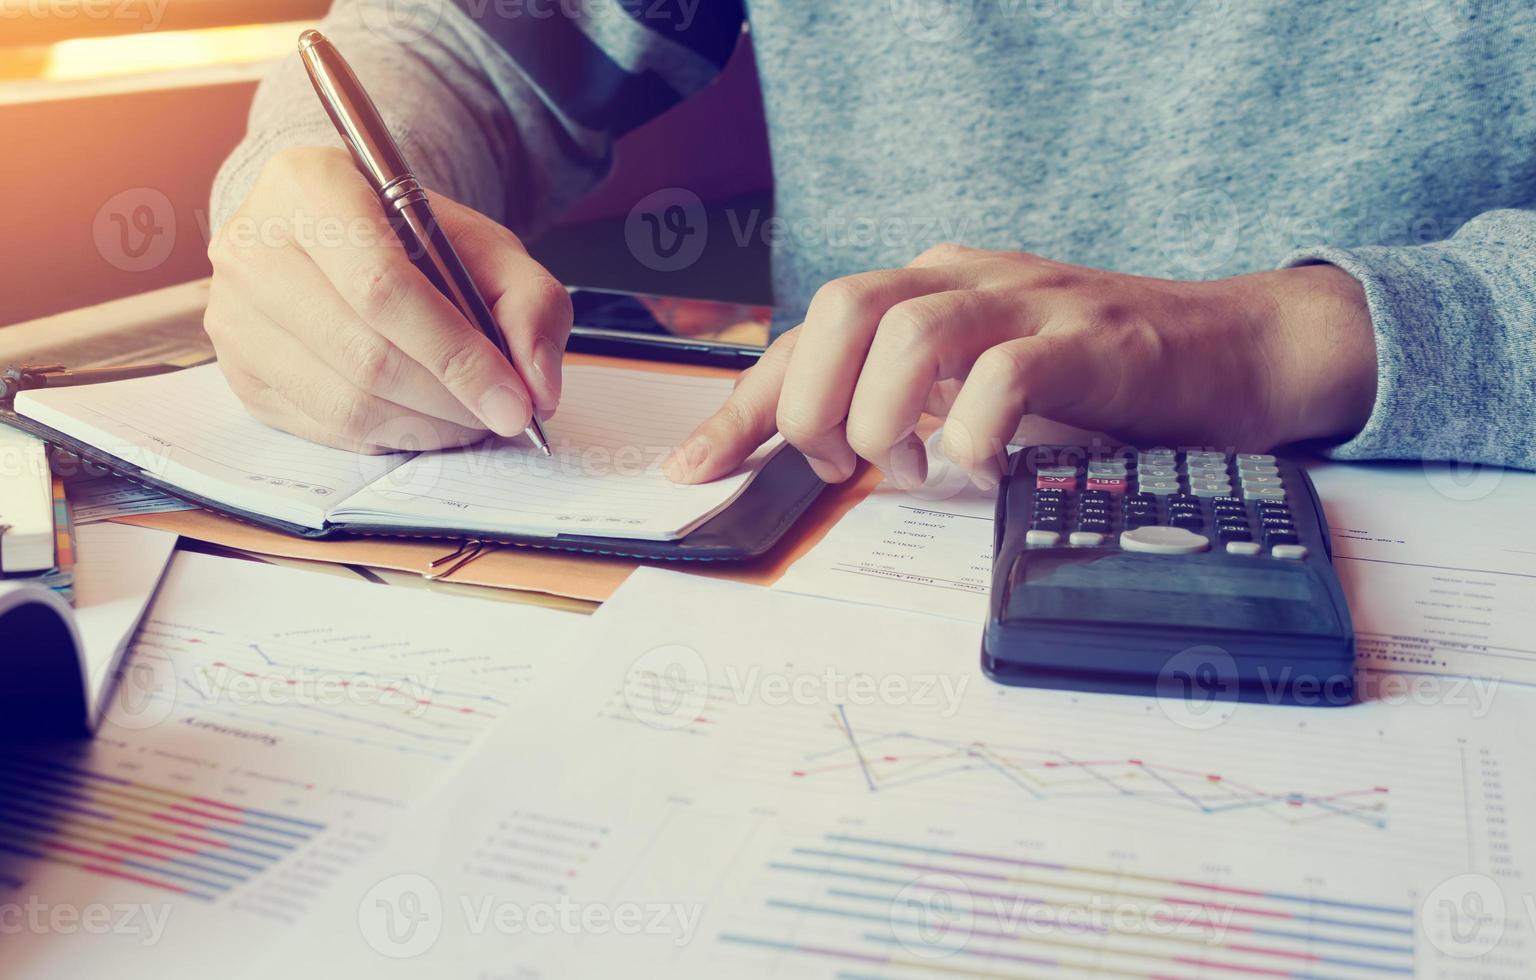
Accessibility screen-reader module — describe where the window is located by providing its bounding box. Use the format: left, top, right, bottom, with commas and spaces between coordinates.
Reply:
1, 0, 330, 82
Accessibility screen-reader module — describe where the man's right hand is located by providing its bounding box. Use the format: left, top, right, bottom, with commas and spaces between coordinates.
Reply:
205, 146, 572, 453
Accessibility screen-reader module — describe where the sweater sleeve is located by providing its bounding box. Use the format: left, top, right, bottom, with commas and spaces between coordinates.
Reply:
1284, 208, 1536, 472
210, 0, 744, 238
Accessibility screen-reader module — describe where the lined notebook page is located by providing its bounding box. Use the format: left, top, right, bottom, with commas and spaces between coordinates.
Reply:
331, 367, 783, 540
17, 366, 409, 529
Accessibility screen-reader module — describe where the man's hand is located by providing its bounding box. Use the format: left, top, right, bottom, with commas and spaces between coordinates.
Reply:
664, 244, 1377, 490
205, 146, 572, 453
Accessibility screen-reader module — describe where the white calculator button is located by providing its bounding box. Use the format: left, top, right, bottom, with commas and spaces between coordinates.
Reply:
1240, 474, 1283, 488
1245, 488, 1288, 500
1069, 531, 1105, 548
1272, 544, 1309, 560
1120, 526, 1210, 555
1226, 541, 1263, 556
1236, 453, 1277, 464
1026, 530, 1062, 548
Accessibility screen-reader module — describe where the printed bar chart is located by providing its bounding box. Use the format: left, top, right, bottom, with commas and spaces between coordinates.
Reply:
0, 754, 324, 901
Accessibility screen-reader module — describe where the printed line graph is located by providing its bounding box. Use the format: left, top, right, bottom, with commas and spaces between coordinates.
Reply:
125, 623, 517, 762
792, 706, 1390, 829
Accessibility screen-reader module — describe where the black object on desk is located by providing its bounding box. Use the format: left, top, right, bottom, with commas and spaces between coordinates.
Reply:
983, 446, 1355, 706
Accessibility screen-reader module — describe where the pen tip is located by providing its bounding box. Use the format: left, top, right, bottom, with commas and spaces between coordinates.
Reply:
540, 445, 553, 458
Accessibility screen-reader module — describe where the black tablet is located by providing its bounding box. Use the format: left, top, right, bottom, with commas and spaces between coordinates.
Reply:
566, 288, 770, 368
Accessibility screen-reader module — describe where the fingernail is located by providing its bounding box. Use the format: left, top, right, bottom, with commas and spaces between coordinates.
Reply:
807, 457, 848, 483
478, 384, 531, 438
531, 338, 562, 413
971, 466, 1000, 493
665, 438, 709, 482
888, 438, 928, 491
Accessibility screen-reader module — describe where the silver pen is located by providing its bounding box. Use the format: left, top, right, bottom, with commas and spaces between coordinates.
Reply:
298, 29, 551, 456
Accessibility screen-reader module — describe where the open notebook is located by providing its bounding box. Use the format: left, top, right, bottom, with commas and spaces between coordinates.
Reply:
6, 364, 818, 557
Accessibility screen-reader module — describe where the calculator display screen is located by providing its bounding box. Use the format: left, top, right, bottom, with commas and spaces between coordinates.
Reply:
1011, 553, 1340, 635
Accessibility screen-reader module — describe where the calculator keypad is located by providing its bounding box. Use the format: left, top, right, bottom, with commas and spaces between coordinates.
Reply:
1025, 449, 1307, 560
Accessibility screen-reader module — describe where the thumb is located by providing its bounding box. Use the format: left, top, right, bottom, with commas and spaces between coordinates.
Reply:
665, 329, 797, 484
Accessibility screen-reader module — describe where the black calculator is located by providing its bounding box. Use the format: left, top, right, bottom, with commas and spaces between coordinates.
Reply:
982, 446, 1355, 706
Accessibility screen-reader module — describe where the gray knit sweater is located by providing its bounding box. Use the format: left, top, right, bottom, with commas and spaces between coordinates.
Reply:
212, 0, 1536, 469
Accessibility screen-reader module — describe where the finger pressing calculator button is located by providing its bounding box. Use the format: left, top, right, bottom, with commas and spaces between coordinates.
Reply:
1272, 544, 1309, 560
1026, 529, 1061, 548
1120, 526, 1210, 555
1069, 531, 1105, 548
1226, 541, 1263, 556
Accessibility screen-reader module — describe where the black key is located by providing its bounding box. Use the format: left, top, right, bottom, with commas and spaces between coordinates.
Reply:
1081, 490, 1111, 504
1260, 516, 1295, 530
1034, 488, 1066, 499
1171, 493, 1201, 507
1079, 505, 1112, 519
1124, 513, 1155, 529
1078, 518, 1111, 533
1265, 529, 1300, 546
1212, 495, 1244, 509
1171, 513, 1204, 530
1129, 492, 1158, 508
1219, 526, 1253, 542
1033, 517, 1065, 531
1257, 502, 1291, 516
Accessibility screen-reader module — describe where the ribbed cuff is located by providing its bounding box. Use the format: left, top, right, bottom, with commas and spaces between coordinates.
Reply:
1281, 243, 1509, 466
